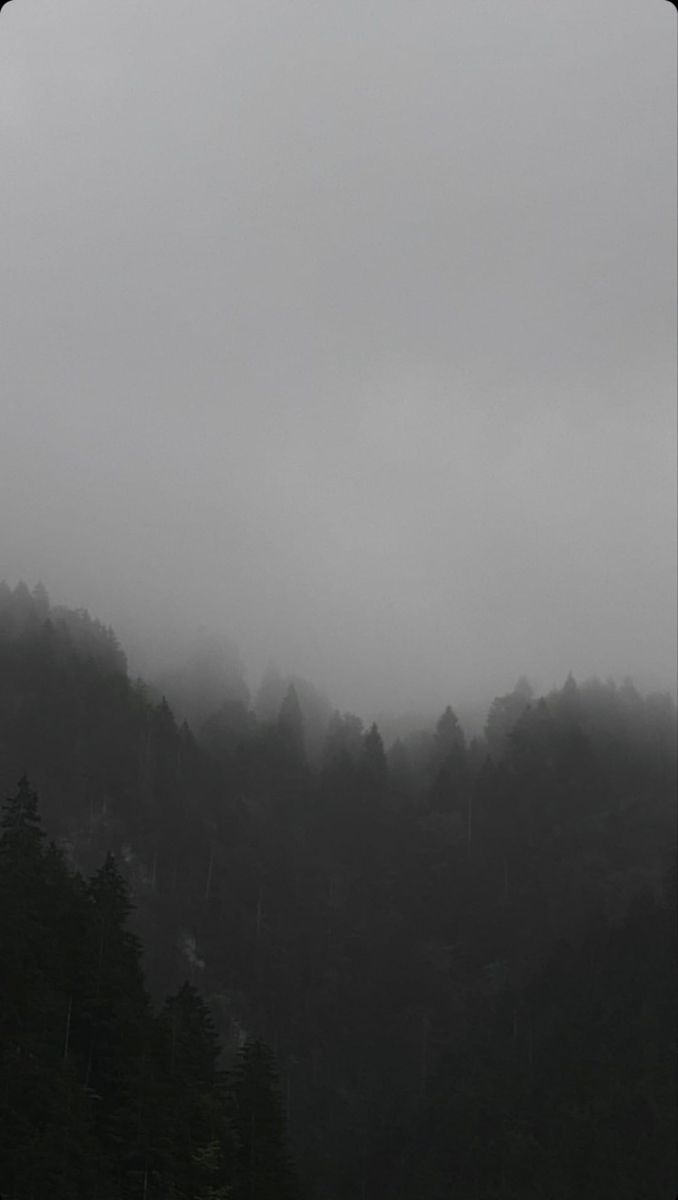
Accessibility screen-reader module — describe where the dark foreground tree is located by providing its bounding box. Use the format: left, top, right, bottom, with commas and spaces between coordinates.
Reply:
0, 780, 243, 1200
0, 779, 101, 1198
232, 1038, 299, 1200
159, 981, 235, 1197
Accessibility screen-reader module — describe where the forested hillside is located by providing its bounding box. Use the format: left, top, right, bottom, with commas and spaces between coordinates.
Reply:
0, 581, 675, 1199
0, 776, 297, 1199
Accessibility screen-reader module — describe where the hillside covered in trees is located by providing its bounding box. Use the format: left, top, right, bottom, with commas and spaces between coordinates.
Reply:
0, 580, 675, 1199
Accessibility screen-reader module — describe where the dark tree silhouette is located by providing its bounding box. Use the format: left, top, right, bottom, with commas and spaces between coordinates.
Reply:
1, 582, 676, 1198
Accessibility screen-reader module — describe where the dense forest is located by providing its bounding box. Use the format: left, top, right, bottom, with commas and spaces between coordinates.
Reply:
0, 580, 675, 1199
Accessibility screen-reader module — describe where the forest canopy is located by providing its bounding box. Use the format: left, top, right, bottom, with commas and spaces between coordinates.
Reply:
0, 580, 675, 1199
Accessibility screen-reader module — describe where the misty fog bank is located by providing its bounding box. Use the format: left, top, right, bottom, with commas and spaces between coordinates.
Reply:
2, 579, 674, 759
1, 0, 675, 722
48, 578, 678, 731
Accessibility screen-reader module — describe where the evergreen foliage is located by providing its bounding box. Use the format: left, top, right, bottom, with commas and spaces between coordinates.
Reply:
277, 685, 306, 764
0, 775, 296, 1199
231, 1038, 299, 1199
0, 580, 675, 1199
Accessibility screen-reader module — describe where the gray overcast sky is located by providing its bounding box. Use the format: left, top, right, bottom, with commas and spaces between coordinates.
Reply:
1, 0, 676, 717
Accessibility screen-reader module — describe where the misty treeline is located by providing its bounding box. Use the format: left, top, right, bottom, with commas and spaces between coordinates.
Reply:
0, 579, 675, 1199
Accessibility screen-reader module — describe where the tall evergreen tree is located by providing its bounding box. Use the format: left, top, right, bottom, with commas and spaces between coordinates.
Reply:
428, 707, 467, 814
0, 773, 45, 857
360, 723, 388, 792
82, 854, 155, 1191
277, 686, 306, 763
232, 1038, 298, 1200
0, 780, 103, 1198
159, 981, 234, 1197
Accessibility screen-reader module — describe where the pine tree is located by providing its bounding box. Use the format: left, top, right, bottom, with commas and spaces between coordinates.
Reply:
0, 780, 103, 1198
232, 1038, 298, 1200
0, 776, 49, 1039
82, 854, 154, 1190
360, 723, 388, 792
0, 772, 45, 857
277, 686, 306, 763
428, 707, 467, 814
159, 982, 234, 1197
432, 706, 466, 765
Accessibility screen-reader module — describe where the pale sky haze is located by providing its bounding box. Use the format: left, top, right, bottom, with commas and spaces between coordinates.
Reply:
1, 1, 676, 717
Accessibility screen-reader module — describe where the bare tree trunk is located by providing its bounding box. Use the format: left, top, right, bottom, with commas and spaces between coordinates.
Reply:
249, 1111, 256, 1200
170, 1012, 177, 1077
63, 995, 72, 1062
204, 843, 214, 903
419, 1012, 430, 1099
326, 876, 335, 954
85, 925, 106, 1087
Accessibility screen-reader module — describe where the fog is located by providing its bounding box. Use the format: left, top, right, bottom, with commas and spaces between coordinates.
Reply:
1, 0, 675, 719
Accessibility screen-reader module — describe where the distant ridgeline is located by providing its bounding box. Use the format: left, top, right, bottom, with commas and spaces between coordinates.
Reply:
0, 579, 676, 1200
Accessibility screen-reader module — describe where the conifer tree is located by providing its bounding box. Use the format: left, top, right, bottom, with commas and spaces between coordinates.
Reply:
360, 723, 388, 792
82, 854, 154, 1189
0, 773, 45, 857
277, 685, 306, 763
160, 982, 234, 1197
232, 1038, 298, 1200
0, 780, 103, 1198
